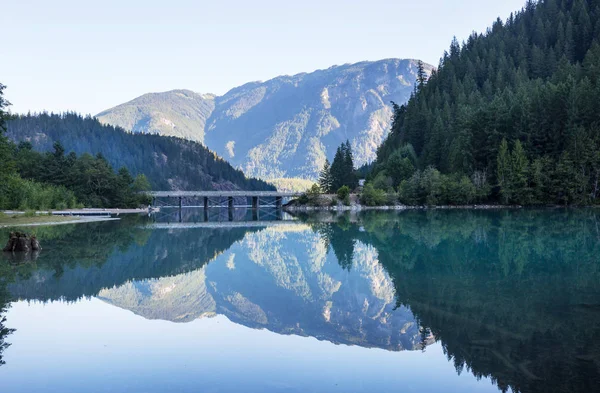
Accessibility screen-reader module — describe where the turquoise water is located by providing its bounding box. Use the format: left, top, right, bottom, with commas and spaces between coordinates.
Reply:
1, 209, 599, 392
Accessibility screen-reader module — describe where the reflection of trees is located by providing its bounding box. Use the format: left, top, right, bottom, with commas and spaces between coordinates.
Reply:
5, 219, 261, 302
309, 209, 600, 393
0, 283, 14, 366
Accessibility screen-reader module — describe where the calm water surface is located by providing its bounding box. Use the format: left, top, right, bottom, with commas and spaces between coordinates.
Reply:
1, 209, 599, 393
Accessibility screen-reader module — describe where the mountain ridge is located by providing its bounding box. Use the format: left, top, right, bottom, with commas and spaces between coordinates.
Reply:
96, 58, 433, 180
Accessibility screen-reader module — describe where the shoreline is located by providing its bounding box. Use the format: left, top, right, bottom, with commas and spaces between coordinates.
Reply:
283, 204, 600, 212
0, 216, 121, 228
284, 204, 523, 212
0, 208, 150, 228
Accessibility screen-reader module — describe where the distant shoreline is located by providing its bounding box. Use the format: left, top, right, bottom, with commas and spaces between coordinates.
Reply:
283, 203, 600, 212
284, 204, 521, 212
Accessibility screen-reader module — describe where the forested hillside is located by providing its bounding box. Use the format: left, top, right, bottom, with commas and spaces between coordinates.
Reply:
6, 113, 273, 192
0, 86, 149, 209
374, 0, 600, 205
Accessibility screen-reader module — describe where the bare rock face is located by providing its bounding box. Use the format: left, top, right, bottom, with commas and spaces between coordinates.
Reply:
2, 232, 41, 253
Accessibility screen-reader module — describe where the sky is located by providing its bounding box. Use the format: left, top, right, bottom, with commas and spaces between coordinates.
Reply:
3, 0, 526, 115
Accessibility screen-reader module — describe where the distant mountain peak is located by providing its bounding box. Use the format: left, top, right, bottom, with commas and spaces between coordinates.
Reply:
96, 58, 433, 179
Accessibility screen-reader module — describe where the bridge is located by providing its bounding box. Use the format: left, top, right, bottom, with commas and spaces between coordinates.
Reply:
147, 191, 302, 211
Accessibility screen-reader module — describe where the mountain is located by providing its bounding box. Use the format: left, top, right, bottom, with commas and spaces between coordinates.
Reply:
96, 90, 215, 142
97, 59, 433, 179
5, 113, 273, 191
374, 0, 600, 205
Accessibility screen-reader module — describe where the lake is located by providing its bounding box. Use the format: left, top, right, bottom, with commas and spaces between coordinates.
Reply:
1, 209, 599, 392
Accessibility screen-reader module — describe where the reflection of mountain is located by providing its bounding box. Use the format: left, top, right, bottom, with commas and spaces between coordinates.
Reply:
308, 209, 600, 393
99, 226, 423, 351
5, 209, 600, 391
7, 221, 258, 302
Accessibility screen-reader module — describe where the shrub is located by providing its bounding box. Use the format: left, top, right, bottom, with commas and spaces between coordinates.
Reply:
360, 184, 387, 206
337, 186, 350, 200
398, 168, 479, 206
0, 174, 78, 210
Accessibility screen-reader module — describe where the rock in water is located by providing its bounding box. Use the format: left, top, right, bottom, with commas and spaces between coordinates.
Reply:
30, 236, 41, 251
15, 234, 30, 252
2, 232, 17, 252
2, 232, 40, 253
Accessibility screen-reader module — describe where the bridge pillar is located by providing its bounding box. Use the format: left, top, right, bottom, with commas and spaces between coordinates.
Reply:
179, 197, 182, 210
203, 197, 209, 210
228, 196, 234, 210
252, 196, 259, 210
275, 196, 283, 210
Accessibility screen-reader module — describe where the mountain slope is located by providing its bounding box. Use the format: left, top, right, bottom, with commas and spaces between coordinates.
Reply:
96, 59, 433, 179
96, 89, 215, 142
5, 113, 273, 191
206, 59, 432, 179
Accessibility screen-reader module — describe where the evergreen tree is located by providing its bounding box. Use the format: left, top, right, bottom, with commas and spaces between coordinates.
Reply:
318, 158, 333, 193
343, 140, 358, 189
417, 60, 427, 90
0, 84, 13, 180
330, 145, 346, 191
511, 140, 530, 204
5, 113, 274, 192
372, 0, 600, 206
497, 139, 512, 204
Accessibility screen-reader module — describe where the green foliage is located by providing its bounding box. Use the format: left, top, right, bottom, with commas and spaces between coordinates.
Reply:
8, 142, 148, 208
0, 174, 77, 210
398, 167, 480, 206
330, 141, 358, 190
371, 170, 394, 192
336, 186, 350, 200
298, 184, 324, 206
375, 0, 600, 205
6, 112, 274, 192
360, 183, 387, 206
386, 145, 416, 187
337, 186, 350, 205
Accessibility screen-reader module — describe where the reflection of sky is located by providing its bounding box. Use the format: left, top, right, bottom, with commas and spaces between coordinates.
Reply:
1, 299, 498, 393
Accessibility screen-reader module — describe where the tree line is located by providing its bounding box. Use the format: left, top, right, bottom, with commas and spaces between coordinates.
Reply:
318, 141, 358, 193
5, 112, 274, 193
0, 84, 150, 209
369, 0, 600, 206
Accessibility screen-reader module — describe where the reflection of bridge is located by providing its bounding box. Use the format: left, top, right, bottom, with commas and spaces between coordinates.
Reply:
147, 191, 301, 210
144, 220, 302, 229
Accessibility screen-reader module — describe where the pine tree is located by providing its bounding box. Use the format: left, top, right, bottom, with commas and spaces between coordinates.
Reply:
417, 60, 427, 90
343, 140, 358, 189
318, 158, 333, 193
0, 84, 13, 180
511, 140, 530, 204
330, 146, 345, 191
497, 138, 512, 204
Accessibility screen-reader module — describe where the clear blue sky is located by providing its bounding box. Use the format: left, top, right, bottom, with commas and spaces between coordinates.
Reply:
3, 0, 526, 115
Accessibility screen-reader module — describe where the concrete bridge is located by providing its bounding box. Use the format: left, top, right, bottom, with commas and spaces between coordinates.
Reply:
147, 191, 302, 210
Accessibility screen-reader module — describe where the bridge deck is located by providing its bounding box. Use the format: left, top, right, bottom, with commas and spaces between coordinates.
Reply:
147, 191, 301, 198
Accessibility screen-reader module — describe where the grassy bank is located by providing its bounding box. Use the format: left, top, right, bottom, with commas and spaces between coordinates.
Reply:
0, 212, 80, 227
